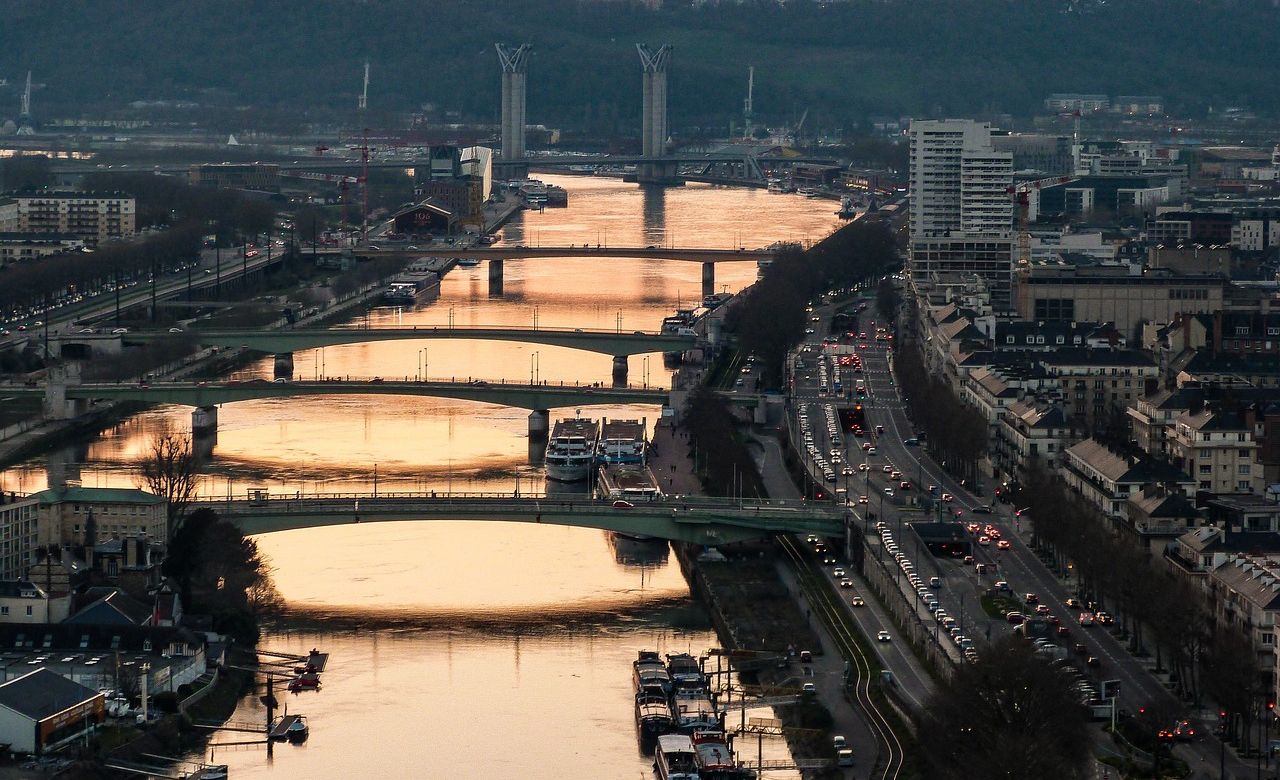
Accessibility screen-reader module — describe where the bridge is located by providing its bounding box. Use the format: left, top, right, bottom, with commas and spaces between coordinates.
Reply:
186, 492, 846, 546
120, 326, 697, 381
2, 378, 669, 437
303, 244, 780, 296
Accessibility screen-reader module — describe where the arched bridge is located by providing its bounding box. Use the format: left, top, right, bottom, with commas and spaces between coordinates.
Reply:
187, 493, 847, 546
3, 378, 668, 412
124, 326, 697, 358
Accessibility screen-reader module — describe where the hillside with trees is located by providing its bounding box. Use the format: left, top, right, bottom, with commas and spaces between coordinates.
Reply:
0, 0, 1277, 135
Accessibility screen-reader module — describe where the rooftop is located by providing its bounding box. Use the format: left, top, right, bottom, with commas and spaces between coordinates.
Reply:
30, 487, 163, 507
0, 669, 100, 722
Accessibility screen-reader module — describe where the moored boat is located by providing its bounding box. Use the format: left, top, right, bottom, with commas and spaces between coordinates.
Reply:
655, 734, 701, 780
692, 730, 749, 780
544, 417, 599, 482
634, 650, 673, 695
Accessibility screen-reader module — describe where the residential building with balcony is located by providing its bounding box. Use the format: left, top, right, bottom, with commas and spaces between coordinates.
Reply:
1061, 438, 1194, 522
11, 191, 135, 246
992, 400, 1073, 484
1169, 408, 1264, 495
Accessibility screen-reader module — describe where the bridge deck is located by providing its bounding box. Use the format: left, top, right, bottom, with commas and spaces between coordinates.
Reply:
187, 493, 846, 545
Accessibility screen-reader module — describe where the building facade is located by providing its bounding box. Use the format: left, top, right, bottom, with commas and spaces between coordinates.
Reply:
12, 191, 135, 246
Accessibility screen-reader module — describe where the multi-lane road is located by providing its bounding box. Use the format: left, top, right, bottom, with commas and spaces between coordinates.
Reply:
788, 293, 1250, 778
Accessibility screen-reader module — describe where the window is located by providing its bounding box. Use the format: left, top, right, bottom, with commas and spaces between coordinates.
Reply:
1239, 449, 1250, 458
1200, 448, 1211, 458
0, 607, 8, 616
1006, 336, 1014, 344
1199, 465, 1213, 474
24, 606, 31, 616
1239, 464, 1251, 474
1238, 480, 1253, 491
1266, 633, 1277, 646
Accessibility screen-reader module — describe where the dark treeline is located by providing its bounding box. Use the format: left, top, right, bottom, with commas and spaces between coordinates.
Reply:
894, 336, 987, 486
81, 172, 276, 239
682, 385, 766, 499
919, 636, 1091, 780
2, 1, 1277, 133
0, 224, 202, 318
725, 219, 898, 389
1018, 464, 1266, 749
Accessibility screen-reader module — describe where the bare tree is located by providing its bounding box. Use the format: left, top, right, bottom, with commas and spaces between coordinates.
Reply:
138, 426, 199, 533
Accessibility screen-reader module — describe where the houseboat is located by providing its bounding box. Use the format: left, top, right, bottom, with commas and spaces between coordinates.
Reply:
544, 417, 599, 482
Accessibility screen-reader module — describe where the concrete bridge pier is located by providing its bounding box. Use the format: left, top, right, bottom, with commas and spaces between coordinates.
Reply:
192, 405, 219, 438
273, 352, 294, 379
488, 259, 504, 297
528, 409, 550, 439
701, 262, 715, 298
612, 356, 629, 387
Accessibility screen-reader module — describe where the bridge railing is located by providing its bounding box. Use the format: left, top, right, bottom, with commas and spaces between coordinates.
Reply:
65, 377, 672, 392
187, 492, 845, 519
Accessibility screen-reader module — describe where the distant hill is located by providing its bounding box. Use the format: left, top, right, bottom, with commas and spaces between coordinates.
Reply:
0, 0, 1276, 134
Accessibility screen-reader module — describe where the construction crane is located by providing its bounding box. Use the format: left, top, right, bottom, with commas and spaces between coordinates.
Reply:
742, 65, 754, 138
792, 107, 809, 146
359, 128, 371, 243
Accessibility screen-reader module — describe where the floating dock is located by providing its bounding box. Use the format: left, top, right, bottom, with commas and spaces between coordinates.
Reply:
269, 714, 305, 741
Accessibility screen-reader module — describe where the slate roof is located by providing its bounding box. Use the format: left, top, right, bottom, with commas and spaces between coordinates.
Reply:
0, 668, 100, 722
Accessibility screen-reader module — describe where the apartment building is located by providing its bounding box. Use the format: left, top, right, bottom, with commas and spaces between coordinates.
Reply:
908, 120, 1015, 311
992, 400, 1073, 484
1061, 438, 1194, 521
0, 497, 38, 583
1169, 408, 1264, 495
12, 191, 136, 246
1037, 348, 1159, 431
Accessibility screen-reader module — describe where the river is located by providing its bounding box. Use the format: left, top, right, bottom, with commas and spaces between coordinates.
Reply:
0, 174, 840, 778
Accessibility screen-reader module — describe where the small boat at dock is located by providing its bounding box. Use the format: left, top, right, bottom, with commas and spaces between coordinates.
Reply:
655, 734, 701, 780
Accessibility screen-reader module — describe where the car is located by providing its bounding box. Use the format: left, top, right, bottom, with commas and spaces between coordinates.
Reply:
882, 465, 892, 473
1024, 593, 1038, 604
963, 555, 975, 565
1035, 604, 1051, 616
839, 579, 854, 588
833, 735, 847, 750
941, 493, 954, 502
111, 327, 128, 334
802, 682, 817, 695
822, 557, 836, 565
899, 481, 911, 490
977, 536, 990, 546
799, 650, 813, 663
841, 466, 854, 476
1065, 597, 1082, 609
1086, 656, 1101, 668
832, 567, 846, 577
867, 447, 877, 455
996, 540, 1011, 550
1172, 720, 1196, 741
972, 505, 993, 514
1005, 612, 1024, 625
929, 576, 942, 588
875, 424, 884, 434
876, 630, 891, 642
883, 488, 894, 497
1057, 625, 1071, 637
858, 463, 869, 472
612, 500, 634, 509
168, 327, 184, 333
994, 580, 1011, 592
804, 328, 815, 335
850, 596, 865, 607
858, 495, 868, 504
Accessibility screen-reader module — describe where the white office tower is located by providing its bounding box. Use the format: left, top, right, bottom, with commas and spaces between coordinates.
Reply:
908, 119, 1015, 311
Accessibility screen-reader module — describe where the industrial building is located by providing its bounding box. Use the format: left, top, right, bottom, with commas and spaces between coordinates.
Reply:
0, 669, 103, 755
188, 162, 281, 193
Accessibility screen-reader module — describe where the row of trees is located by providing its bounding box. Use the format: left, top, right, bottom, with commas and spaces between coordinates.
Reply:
81, 172, 276, 237
1018, 463, 1268, 749
893, 337, 988, 486
682, 386, 766, 499
0, 222, 204, 318
919, 636, 1092, 780
724, 219, 898, 388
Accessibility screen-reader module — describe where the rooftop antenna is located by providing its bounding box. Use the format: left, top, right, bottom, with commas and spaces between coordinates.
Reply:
358, 61, 369, 112
743, 66, 754, 138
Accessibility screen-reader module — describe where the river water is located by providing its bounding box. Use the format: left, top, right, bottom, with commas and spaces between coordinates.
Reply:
0, 175, 839, 778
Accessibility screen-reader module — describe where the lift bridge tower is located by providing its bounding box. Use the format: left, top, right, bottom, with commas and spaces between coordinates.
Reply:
636, 44, 679, 185
495, 43, 531, 180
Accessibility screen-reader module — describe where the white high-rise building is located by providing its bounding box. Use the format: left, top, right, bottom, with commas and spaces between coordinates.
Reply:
908, 119, 1015, 310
